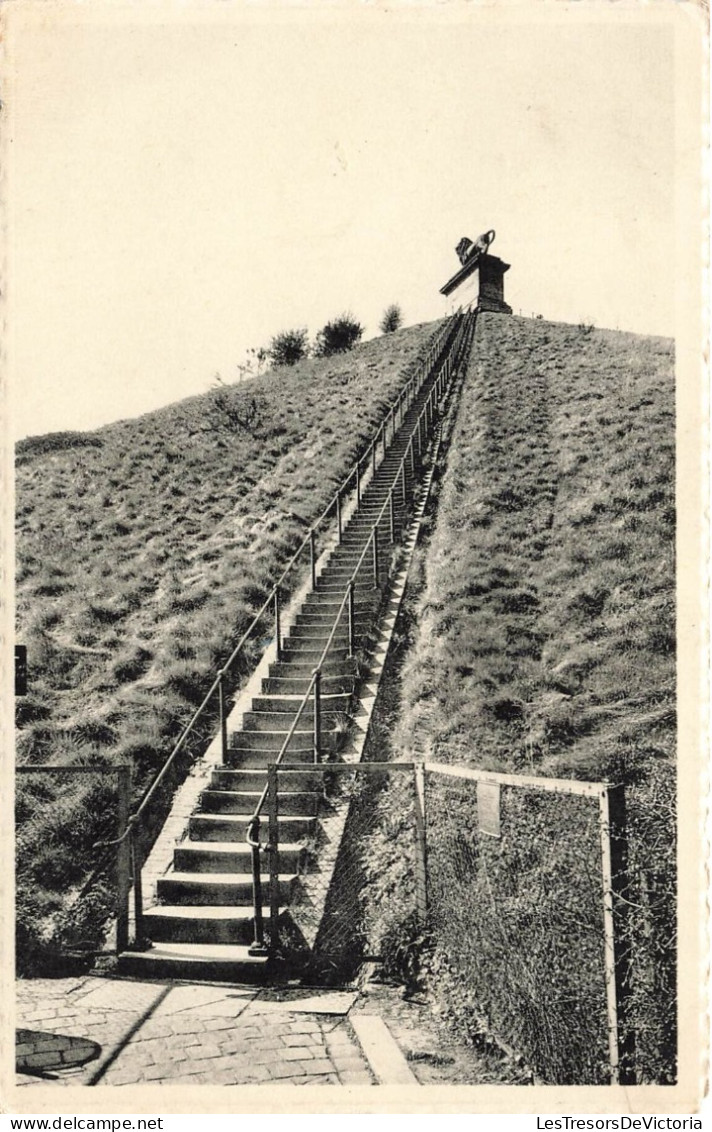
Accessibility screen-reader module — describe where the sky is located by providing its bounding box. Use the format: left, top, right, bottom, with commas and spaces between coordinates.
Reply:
5, 5, 682, 439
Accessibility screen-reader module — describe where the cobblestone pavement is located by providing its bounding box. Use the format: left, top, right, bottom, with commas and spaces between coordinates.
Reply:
15, 979, 374, 1087
16, 975, 505, 1088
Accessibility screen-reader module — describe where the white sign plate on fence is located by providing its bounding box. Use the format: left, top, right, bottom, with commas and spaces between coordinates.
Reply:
477, 780, 501, 837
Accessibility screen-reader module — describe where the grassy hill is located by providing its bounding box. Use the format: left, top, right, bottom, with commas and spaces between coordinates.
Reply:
15, 320, 441, 966
391, 314, 675, 1082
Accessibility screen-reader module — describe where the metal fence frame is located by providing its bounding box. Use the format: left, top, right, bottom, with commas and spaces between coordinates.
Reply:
16, 764, 132, 954
422, 762, 631, 1085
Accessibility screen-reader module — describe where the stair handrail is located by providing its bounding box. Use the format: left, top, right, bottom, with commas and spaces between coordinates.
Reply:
94, 312, 465, 950
243, 311, 473, 953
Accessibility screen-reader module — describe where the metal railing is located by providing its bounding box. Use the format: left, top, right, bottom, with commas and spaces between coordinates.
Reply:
94, 313, 464, 949
243, 310, 473, 954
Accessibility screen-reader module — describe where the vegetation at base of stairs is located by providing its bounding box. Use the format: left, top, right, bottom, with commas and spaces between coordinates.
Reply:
314, 313, 364, 357
15, 317, 445, 974
380, 305, 403, 334
386, 315, 676, 1083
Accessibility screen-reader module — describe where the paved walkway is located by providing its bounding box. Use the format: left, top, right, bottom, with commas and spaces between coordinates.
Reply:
15, 974, 512, 1088
16, 979, 373, 1087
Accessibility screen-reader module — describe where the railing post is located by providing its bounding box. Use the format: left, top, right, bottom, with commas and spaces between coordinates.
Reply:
313, 669, 322, 763
409, 437, 415, 477
372, 527, 380, 588
267, 764, 280, 958
356, 460, 361, 504
336, 490, 342, 543
115, 767, 131, 955
248, 817, 268, 956
274, 586, 281, 662
310, 528, 317, 589
218, 669, 228, 763
401, 462, 407, 508
372, 440, 377, 478
389, 490, 395, 544
347, 580, 355, 657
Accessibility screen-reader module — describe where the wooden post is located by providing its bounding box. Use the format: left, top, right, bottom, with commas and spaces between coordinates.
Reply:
115, 767, 131, 955
413, 764, 428, 924
131, 833, 146, 947
599, 784, 635, 1084
267, 764, 280, 958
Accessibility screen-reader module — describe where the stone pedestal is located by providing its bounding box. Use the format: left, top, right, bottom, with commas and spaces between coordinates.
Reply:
440, 253, 512, 315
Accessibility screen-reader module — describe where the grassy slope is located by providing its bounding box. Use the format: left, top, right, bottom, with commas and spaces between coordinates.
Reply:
15, 321, 441, 956
394, 314, 675, 1082
398, 314, 674, 776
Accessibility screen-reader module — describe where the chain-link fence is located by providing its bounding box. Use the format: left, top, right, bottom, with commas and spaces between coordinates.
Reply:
16, 765, 131, 975
268, 762, 418, 984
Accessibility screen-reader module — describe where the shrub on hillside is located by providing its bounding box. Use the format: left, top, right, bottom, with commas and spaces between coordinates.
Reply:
267, 328, 309, 367
314, 313, 364, 357
380, 304, 403, 334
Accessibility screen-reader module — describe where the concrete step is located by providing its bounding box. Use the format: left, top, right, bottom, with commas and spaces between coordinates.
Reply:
157, 872, 296, 906
262, 674, 355, 696
174, 840, 305, 873
242, 711, 341, 732
143, 905, 276, 945
229, 731, 314, 752
268, 659, 355, 680
118, 942, 269, 983
189, 812, 315, 842
293, 609, 369, 628
284, 623, 352, 642
198, 789, 319, 817
250, 692, 352, 714
211, 768, 321, 792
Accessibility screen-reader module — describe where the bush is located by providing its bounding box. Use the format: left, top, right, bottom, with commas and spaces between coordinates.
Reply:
380, 304, 403, 334
267, 328, 309, 367
314, 313, 364, 357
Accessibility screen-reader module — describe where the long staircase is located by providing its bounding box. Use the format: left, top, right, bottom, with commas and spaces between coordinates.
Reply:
119, 310, 476, 983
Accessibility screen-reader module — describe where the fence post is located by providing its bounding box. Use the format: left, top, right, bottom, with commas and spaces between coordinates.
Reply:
267, 764, 280, 958
115, 767, 131, 954
599, 784, 635, 1084
413, 763, 428, 925
313, 669, 322, 763
310, 528, 317, 589
218, 670, 228, 763
131, 833, 146, 948
274, 586, 281, 661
